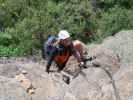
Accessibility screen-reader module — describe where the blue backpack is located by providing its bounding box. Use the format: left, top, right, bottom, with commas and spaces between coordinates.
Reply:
44, 35, 57, 59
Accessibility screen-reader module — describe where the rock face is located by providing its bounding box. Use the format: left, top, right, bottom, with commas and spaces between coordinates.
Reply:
114, 65, 133, 100
0, 59, 68, 100
100, 30, 133, 67
75, 30, 133, 100
0, 64, 20, 78
31, 75, 67, 100
86, 45, 120, 74
0, 30, 133, 100
67, 68, 115, 100
0, 76, 31, 100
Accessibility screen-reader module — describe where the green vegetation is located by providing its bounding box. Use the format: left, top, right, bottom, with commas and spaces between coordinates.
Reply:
0, 0, 133, 56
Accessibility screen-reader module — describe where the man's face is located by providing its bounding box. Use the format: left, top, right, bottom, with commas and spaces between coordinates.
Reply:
60, 38, 71, 46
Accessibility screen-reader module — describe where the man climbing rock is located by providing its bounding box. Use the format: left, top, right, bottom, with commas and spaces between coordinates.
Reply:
45, 30, 85, 73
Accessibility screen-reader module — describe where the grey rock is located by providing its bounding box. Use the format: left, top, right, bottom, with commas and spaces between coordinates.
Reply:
86, 44, 120, 74
31, 73, 68, 100
114, 65, 133, 100
0, 64, 20, 78
67, 68, 115, 100
0, 76, 31, 100
101, 30, 133, 67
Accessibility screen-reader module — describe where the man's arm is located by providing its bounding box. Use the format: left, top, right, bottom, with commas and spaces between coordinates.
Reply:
70, 43, 85, 67
46, 49, 57, 73
70, 43, 82, 62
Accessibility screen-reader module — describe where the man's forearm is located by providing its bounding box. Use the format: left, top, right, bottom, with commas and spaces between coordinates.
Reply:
75, 51, 82, 62
46, 57, 53, 72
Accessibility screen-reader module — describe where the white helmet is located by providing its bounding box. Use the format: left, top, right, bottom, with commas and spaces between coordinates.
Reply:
58, 30, 70, 40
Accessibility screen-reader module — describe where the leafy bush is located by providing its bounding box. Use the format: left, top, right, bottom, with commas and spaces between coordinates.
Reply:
0, 0, 133, 56
97, 6, 133, 38
0, 46, 24, 56
0, 32, 12, 46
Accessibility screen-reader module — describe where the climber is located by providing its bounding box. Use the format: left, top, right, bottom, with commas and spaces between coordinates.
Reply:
45, 30, 86, 73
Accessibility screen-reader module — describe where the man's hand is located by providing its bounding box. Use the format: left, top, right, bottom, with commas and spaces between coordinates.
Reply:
79, 61, 84, 67
79, 61, 87, 68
